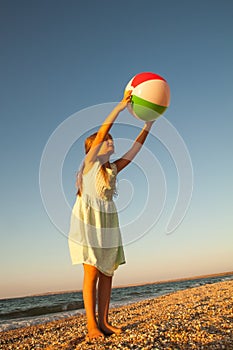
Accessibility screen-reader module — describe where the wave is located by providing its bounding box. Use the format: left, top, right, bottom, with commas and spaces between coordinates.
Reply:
0, 309, 85, 332
0, 301, 84, 320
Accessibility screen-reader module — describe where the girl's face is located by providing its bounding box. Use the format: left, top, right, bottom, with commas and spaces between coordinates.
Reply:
98, 135, 114, 157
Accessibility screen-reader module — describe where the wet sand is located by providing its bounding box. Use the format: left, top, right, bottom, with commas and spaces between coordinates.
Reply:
1, 280, 232, 349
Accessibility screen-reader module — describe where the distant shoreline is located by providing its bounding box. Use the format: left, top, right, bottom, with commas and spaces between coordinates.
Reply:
114, 270, 233, 289
1, 270, 232, 301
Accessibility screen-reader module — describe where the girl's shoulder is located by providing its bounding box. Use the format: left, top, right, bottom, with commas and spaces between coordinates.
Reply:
83, 159, 101, 176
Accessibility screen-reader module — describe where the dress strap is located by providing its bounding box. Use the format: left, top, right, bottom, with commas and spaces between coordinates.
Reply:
110, 162, 117, 175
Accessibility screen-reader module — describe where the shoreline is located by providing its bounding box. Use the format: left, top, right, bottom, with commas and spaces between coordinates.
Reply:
1, 270, 232, 301
1, 280, 232, 349
112, 270, 233, 289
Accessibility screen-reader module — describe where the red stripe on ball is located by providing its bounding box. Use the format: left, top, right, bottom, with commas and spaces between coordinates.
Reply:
131, 72, 166, 88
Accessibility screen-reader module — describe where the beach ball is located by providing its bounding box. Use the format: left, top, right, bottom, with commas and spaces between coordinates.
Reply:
125, 72, 170, 121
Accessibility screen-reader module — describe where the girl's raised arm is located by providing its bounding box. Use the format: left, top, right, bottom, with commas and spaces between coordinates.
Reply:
113, 121, 154, 173
84, 90, 132, 168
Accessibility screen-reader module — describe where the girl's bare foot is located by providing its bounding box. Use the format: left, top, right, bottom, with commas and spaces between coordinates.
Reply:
99, 323, 122, 336
86, 327, 104, 341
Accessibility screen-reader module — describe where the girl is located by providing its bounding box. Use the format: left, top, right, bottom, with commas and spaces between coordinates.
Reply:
68, 90, 154, 340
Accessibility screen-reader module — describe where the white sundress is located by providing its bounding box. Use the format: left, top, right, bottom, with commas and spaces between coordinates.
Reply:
68, 159, 125, 276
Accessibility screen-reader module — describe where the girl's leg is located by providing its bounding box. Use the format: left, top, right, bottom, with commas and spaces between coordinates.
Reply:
98, 271, 122, 335
83, 264, 104, 339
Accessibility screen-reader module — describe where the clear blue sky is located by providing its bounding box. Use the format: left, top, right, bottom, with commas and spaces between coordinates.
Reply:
1, 0, 233, 298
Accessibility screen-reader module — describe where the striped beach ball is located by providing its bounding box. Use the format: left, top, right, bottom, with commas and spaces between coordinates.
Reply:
125, 72, 170, 121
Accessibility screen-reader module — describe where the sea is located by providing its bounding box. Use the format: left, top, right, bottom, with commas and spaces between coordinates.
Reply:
1, 273, 232, 332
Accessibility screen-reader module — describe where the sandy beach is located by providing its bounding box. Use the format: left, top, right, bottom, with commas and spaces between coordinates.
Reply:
1, 280, 232, 349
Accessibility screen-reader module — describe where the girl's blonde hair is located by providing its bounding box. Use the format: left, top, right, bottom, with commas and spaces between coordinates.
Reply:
76, 132, 113, 196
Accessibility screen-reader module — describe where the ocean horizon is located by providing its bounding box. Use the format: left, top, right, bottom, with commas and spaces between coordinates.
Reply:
2, 271, 232, 301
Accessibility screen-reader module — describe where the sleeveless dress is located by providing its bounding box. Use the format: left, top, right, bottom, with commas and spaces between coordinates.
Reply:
68, 159, 125, 276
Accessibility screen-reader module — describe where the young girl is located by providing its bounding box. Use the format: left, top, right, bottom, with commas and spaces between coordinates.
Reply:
68, 90, 154, 340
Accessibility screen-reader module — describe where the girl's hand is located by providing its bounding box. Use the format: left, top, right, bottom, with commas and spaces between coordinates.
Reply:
145, 120, 155, 129
118, 90, 132, 111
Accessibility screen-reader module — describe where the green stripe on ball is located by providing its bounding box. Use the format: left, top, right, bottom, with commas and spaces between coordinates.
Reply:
131, 95, 167, 121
